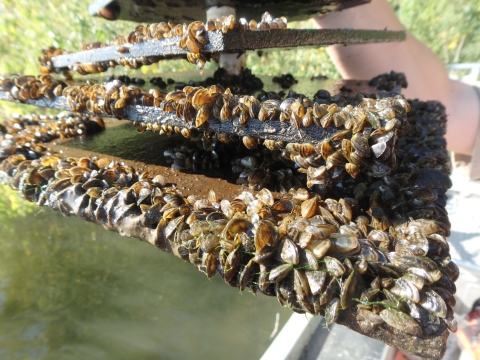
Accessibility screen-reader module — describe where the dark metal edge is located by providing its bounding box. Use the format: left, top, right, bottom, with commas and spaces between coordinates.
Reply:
88, 0, 371, 23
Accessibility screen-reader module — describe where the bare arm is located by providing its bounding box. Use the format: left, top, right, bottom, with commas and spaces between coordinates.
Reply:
314, 0, 480, 155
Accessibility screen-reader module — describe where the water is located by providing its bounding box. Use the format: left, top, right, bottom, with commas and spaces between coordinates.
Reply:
0, 203, 291, 360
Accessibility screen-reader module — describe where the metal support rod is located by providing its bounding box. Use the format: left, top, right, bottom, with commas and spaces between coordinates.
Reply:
206, 6, 246, 76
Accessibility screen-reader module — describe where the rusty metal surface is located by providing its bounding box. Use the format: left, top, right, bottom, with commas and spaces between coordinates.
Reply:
89, 0, 371, 23
50, 29, 405, 71
0, 79, 389, 145
50, 121, 243, 200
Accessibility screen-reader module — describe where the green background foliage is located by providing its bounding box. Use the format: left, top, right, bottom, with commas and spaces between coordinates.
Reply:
390, 0, 480, 65
1, 0, 479, 119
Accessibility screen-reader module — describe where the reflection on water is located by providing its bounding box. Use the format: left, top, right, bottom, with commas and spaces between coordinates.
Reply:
0, 195, 291, 360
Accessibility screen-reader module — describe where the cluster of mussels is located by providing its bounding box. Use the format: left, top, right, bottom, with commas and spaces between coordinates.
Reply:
141, 87, 410, 190
38, 47, 72, 77
0, 92, 456, 344
1, 74, 414, 195
0, 113, 104, 158
0, 75, 68, 102
38, 12, 287, 74
0, 75, 165, 119
0, 113, 105, 186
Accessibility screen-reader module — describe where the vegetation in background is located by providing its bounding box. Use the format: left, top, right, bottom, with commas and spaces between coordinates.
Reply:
1, 1, 479, 109
1, 1, 479, 79
391, 0, 480, 65
0, 185, 37, 232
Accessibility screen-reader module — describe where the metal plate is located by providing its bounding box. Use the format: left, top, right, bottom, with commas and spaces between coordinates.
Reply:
51, 29, 405, 71
89, 0, 370, 23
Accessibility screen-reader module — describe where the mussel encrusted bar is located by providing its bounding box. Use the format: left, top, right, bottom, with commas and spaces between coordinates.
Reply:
0, 74, 411, 190
0, 96, 454, 359
39, 13, 404, 74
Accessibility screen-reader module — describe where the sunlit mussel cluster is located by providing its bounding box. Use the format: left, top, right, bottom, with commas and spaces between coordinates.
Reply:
0, 151, 459, 336
96, 11, 286, 49
0, 75, 166, 119
0, 112, 104, 154
61, 80, 165, 119
129, 97, 456, 337
38, 47, 71, 75
177, 188, 458, 335
139, 85, 410, 188
277, 96, 409, 188
0, 74, 67, 102
179, 11, 287, 69
0, 112, 105, 199
51, 12, 287, 75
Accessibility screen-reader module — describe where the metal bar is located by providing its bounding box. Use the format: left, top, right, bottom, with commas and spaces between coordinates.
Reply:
51, 29, 405, 71
0, 76, 399, 146
0, 90, 338, 144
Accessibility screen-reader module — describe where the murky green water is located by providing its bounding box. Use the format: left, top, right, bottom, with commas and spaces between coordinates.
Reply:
0, 197, 291, 360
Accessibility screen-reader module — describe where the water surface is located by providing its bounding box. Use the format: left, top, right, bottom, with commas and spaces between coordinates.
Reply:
0, 201, 291, 360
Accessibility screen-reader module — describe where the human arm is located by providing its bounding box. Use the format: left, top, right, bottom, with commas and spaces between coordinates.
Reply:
314, 0, 480, 155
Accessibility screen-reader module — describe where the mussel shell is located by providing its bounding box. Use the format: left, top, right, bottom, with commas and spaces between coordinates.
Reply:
255, 220, 278, 252
390, 278, 420, 303
328, 234, 360, 256
280, 237, 299, 265
431, 287, 456, 307
325, 297, 340, 328
306, 239, 331, 260
324, 256, 345, 277
223, 218, 253, 241
256, 188, 274, 206
340, 270, 365, 308
200, 233, 221, 253
319, 277, 339, 306
408, 267, 442, 285
371, 142, 388, 158
293, 269, 311, 298
300, 197, 317, 218
164, 215, 185, 240
189, 220, 209, 237
357, 308, 384, 325
269, 263, 293, 283
418, 290, 447, 318
351, 133, 370, 158
305, 270, 327, 295
298, 248, 319, 270
238, 258, 258, 290
379, 308, 422, 335
444, 306, 458, 332
203, 252, 219, 279
392, 255, 438, 272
